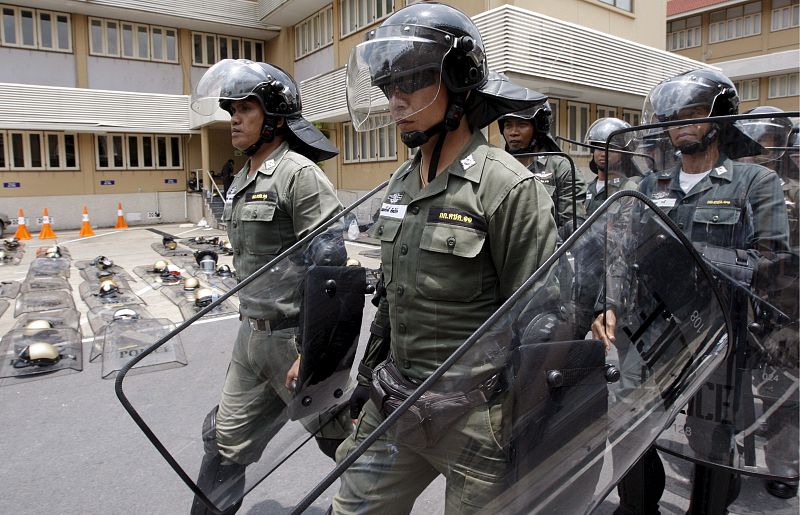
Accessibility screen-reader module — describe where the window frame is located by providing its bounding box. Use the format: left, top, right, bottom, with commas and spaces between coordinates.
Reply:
295, 5, 334, 59
597, 0, 633, 13
622, 109, 641, 126
36, 10, 71, 52
771, 0, 799, 30
567, 101, 591, 155
1, 5, 39, 49
340, 0, 394, 38
150, 25, 178, 63
734, 78, 760, 101
596, 105, 617, 120
709, 1, 762, 43
768, 72, 799, 99
343, 117, 396, 163
96, 133, 182, 170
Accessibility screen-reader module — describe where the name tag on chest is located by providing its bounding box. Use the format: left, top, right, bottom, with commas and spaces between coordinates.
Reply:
380, 203, 407, 219
653, 198, 676, 208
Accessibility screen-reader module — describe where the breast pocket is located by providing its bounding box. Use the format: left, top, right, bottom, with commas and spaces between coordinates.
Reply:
241, 203, 282, 255
691, 206, 742, 247
417, 225, 486, 301
372, 218, 402, 285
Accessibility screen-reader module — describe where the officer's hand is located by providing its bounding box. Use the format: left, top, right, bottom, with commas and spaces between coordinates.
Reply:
592, 310, 617, 351
284, 356, 301, 391
349, 383, 370, 422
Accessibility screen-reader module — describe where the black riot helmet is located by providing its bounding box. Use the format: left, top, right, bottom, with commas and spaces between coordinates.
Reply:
642, 68, 760, 158
738, 106, 794, 164
195, 249, 218, 272
585, 117, 635, 176
192, 59, 338, 162
347, 2, 545, 182
497, 101, 560, 153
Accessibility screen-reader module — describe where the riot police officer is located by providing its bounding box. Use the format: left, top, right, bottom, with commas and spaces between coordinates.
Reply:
583, 117, 640, 217
189, 59, 347, 515
499, 103, 587, 235
335, 3, 557, 513
593, 68, 791, 515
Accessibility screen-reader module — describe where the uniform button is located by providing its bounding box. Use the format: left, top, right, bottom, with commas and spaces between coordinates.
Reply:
411, 206, 420, 215
446, 237, 456, 248
397, 285, 404, 296
377, 226, 384, 236
398, 323, 406, 333
711, 215, 719, 222
678, 223, 684, 229
232, 221, 238, 228
402, 360, 411, 369
682, 199, 689, 204
251, 211, 258, 218
400, 244, 408, 255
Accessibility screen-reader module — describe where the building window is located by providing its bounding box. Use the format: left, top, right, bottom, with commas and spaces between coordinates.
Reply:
597, 105, 617, 120
622, 109, 641, 126
192, 31, 264, 67
772, 0, 799, 30
89, 17, 176, 62
295, 5, 333, 59
1, 131, 77, 170
709, 2, 762, 43
341, 0, 394, 37
768, 72, 799, 98
1, 5, 71, 52
734, 78, 760, 101
667, 16, 702, 50
549, 99, 560, 139
343, 116, 396, 163
568, 102, 590, 154
598, 0, 633, 12
97, 134, 182, 170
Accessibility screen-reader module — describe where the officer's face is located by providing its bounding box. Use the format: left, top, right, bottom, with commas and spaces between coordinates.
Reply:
388, 78, 447, 132
229, 98, 265, 151
667, 105, 712, 149
503, 119, 535, 152
592, 148, 621, 170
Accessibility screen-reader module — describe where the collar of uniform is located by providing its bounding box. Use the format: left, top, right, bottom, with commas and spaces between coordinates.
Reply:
253, 141, 291, 177
444, 130, 487, 184
707, 155, 734, 183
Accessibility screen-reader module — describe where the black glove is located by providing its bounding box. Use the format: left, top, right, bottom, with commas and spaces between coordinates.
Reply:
349, 383, 371, 419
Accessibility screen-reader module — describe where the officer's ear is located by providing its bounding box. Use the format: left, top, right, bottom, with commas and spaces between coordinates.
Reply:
276, 117, 285, 129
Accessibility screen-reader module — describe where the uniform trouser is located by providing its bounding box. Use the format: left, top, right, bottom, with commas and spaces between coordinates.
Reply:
216, 319, 351, 465
332, 396, 509, 515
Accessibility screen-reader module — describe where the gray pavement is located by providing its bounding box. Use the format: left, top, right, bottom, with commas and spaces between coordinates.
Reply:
0, 224, 796, 514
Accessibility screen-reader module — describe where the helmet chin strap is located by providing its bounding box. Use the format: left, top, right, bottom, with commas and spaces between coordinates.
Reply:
244, 117, 278, 157
400, 92, 468, 183
677, 124, 719, 155
506, 137, 537, 155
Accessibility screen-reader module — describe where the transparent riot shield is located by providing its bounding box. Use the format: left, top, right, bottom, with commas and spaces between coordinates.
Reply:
76, 261, 137, 285
115, 181, 388, 514
132, 262, 185, 290
0, 326, 82, 385
14, 308, 81, 333
88, 305, 155, 360
15, 290, 76, 317
0, 280, 20, 299
78, 282, 144, 311
506, 151, 584, 236
169, 257, 238, 292
19, 276, 71, 293
281, 191, 732, 514
100, 318, 187, 379
27, 256, 70, 278
622, 111, 799, 482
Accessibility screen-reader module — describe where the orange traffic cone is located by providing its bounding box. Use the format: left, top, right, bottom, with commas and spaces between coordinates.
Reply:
38, 208, 57, 239
14, 208, 31, 240
115, 202, 129, 229
79, 205, 95, 237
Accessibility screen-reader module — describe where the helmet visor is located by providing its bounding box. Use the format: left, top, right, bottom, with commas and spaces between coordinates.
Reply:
642, 78, 719, 127
191, 59, 270, 116
735, 118, 792, 163
347, 26, 451, 132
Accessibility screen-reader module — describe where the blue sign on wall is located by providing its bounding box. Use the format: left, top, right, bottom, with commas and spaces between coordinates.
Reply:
3, 182, 20, 188
164, 178, 178, 184
100, 180, 116, 186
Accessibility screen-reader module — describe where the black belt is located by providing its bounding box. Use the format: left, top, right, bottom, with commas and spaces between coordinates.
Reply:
240, 314, 298, 332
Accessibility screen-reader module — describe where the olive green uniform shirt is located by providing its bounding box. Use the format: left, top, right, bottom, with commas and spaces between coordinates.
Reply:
528, 154, 587, 228
372, 130, 557, 381
222, 142, 342, 320
584, 173, 639, 217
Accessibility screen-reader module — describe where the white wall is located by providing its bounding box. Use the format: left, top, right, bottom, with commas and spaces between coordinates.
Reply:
0, 48, 75, 87
88, 57, 183, 94
293, 45, 334, 84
